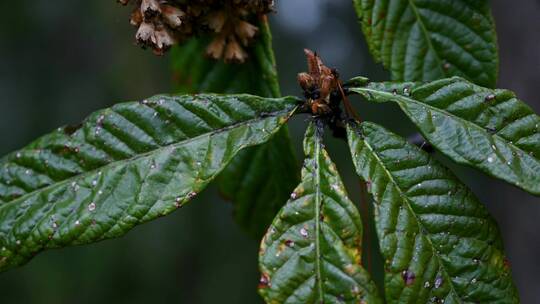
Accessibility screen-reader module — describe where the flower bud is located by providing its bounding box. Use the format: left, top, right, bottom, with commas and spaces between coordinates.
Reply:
130, 8, 143, 26
153, 28, 177, 55
136, 22, 155, 45
297, 73, 314, 91
116, 0, 273, 61
161, 5, 185, 28
141, 0, 161, 20
206, 35, 226, 59
224, 37, 248, 63
206, 11, 227, 33
235, 20, 258, 46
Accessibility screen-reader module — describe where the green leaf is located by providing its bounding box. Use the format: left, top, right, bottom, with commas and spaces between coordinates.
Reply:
258, 121, 382, 304
171, 18, 300, 237
0, 94, 299, 271
347, 121, 519, 303
350, 77, 540, 195
219, 130, 299, 239
171, 18, 280, 97
353, 0, 498, 87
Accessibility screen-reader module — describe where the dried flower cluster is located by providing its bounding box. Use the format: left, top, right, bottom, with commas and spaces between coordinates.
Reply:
297, 49, 341, 115
117, 0, 274, 62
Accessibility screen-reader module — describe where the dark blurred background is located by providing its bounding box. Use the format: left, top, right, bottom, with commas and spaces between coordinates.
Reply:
0, 1, 538, 303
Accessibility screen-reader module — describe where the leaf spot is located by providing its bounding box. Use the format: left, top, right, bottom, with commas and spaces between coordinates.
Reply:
401, 269, 416, 286
300, 227, 309, 238
258, 273, 271, 289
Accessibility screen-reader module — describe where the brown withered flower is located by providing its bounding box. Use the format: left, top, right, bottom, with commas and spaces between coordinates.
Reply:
297, 49, 340, 115
298, 50, 361, 139
116, 0, 274, 62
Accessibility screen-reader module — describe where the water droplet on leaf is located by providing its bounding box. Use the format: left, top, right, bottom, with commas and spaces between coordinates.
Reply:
434, 276, 443, 289
403, 86, 411, 96
484, 94, 496, 102
300, 227, 309, 238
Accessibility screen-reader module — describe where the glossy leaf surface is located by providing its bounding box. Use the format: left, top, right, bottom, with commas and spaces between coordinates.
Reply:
347, 121, 519, 303
351, 77, 540, 195
171, 18, 299, 237
353, 0, 498, 87
259, 122, 382, 304
219, 130, 299, 238
0, 94, 298, 271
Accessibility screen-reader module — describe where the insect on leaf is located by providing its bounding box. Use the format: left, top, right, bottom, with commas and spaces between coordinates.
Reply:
347, 121, 519, 303
350, 77, 540, 195
353, 0, 499, 87
259, 121, 382, 304
0, 93, 299, 272
171, 17, 300, 237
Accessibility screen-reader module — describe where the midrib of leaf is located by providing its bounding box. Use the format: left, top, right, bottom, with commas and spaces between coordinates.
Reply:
407, 0, 445, 77
354, 87, 527, 159
0, 109, 293, 210
355, 126, 461, 301
313, 131, 324, 303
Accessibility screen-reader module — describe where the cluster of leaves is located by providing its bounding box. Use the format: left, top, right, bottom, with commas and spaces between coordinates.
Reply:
1, 1, 538, 303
